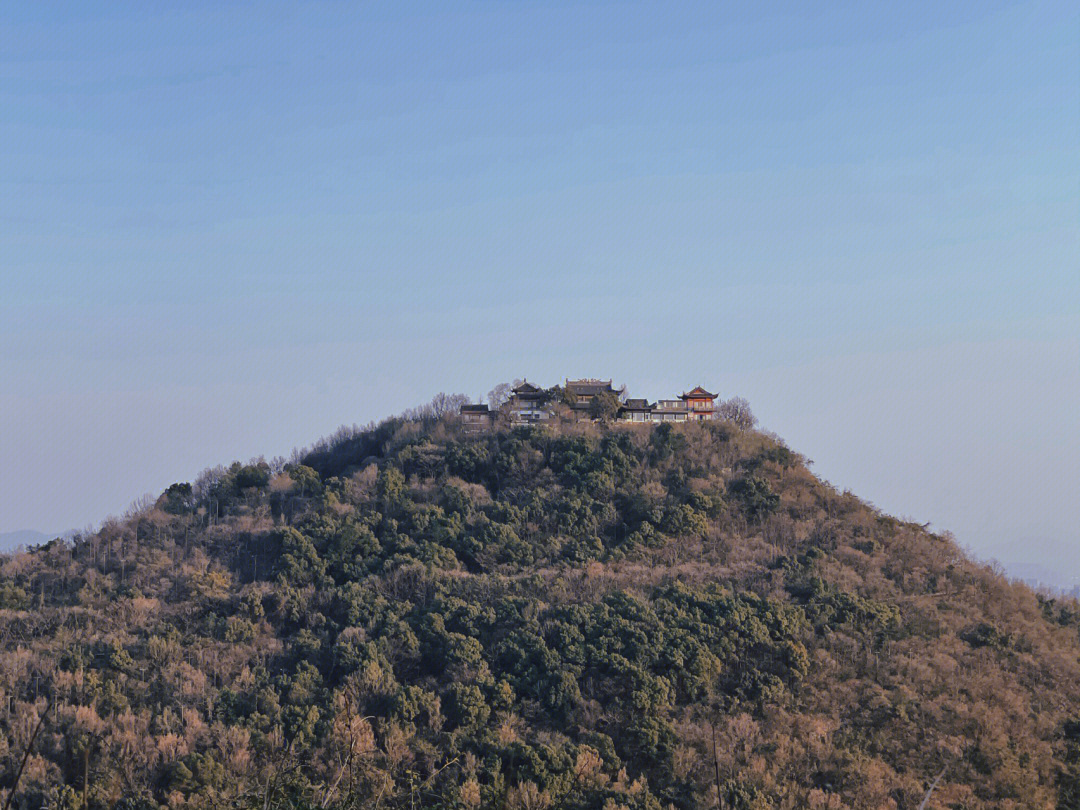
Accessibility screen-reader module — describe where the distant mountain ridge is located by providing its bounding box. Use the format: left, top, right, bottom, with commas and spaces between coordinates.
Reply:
0, 529, 52, 552
1004, 559, 1080, 598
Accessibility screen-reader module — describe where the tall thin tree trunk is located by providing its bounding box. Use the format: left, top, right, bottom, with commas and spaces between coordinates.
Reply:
712, 721, 723, 810
2, 702, 51, 810
83, 745, 90, 804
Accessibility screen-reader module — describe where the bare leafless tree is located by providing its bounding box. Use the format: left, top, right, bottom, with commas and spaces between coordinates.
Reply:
487, 382, 514, 410
2, 701, 51, 810
716, 396, 757, 429
401, 393, 471, 421
429, 392, 471, 418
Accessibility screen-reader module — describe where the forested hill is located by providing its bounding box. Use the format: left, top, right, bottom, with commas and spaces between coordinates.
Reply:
3, 408, 1080, 810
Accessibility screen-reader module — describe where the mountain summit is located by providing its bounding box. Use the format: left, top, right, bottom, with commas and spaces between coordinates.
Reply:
2, 406, 1078, 809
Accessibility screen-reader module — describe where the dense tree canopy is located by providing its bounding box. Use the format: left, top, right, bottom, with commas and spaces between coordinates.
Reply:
1, 411, 1078, 809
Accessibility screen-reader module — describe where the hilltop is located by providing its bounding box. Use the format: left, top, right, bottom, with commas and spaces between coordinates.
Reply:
1, 400, 1079, 809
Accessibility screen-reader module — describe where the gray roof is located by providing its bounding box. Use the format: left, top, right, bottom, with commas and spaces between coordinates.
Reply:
566, 378, 614, 396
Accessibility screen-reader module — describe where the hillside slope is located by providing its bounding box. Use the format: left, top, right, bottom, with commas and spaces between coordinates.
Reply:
2, 412, 1079, 809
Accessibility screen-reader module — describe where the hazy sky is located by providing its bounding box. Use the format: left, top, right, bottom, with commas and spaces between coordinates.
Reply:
3, 2, 1078, 580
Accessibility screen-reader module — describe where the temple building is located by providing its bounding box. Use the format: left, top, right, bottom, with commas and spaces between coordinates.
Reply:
680, 386, 718, 421
507, 381, 550, 424
564, 378, 617, 416
459, 403, 492, 432
460, 378, 720, 428
618, 398, 653, 423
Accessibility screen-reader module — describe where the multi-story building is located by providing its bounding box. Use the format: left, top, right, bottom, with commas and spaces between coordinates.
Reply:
459, 403, 493, 432
680, 386, 718, 421
507, 381, 551, 424
463, 379, 719, 427
564, 378, 617, 416
651, 399, 689, 422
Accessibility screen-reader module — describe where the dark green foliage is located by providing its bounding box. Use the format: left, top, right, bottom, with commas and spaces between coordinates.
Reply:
444, 441, 491, 482
376, 465, 405, 511
783, 552, 901, 639
719, 779, 765, 810
588, 390, 622, 421
0, 581, 29, 609
961, 622, 1012, 650
158, 481, 193, 514
235, 463, 271, 490
1062, 719, 1080, 809
728, 475, 780, 521
274, 527, 328, 586
166, 752, 227, 793
288, 464, 322, 496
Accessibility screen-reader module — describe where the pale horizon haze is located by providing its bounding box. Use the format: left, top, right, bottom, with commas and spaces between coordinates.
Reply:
2, 2, 1078, 584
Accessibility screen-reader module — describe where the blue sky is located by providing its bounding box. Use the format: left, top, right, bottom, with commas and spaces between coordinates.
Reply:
2, 2, 1078, 580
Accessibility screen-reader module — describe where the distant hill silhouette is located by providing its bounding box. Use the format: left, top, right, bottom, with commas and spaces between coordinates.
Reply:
0, 529, 51, 553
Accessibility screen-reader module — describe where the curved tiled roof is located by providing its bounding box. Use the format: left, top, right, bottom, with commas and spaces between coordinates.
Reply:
680, 386, 717, 399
